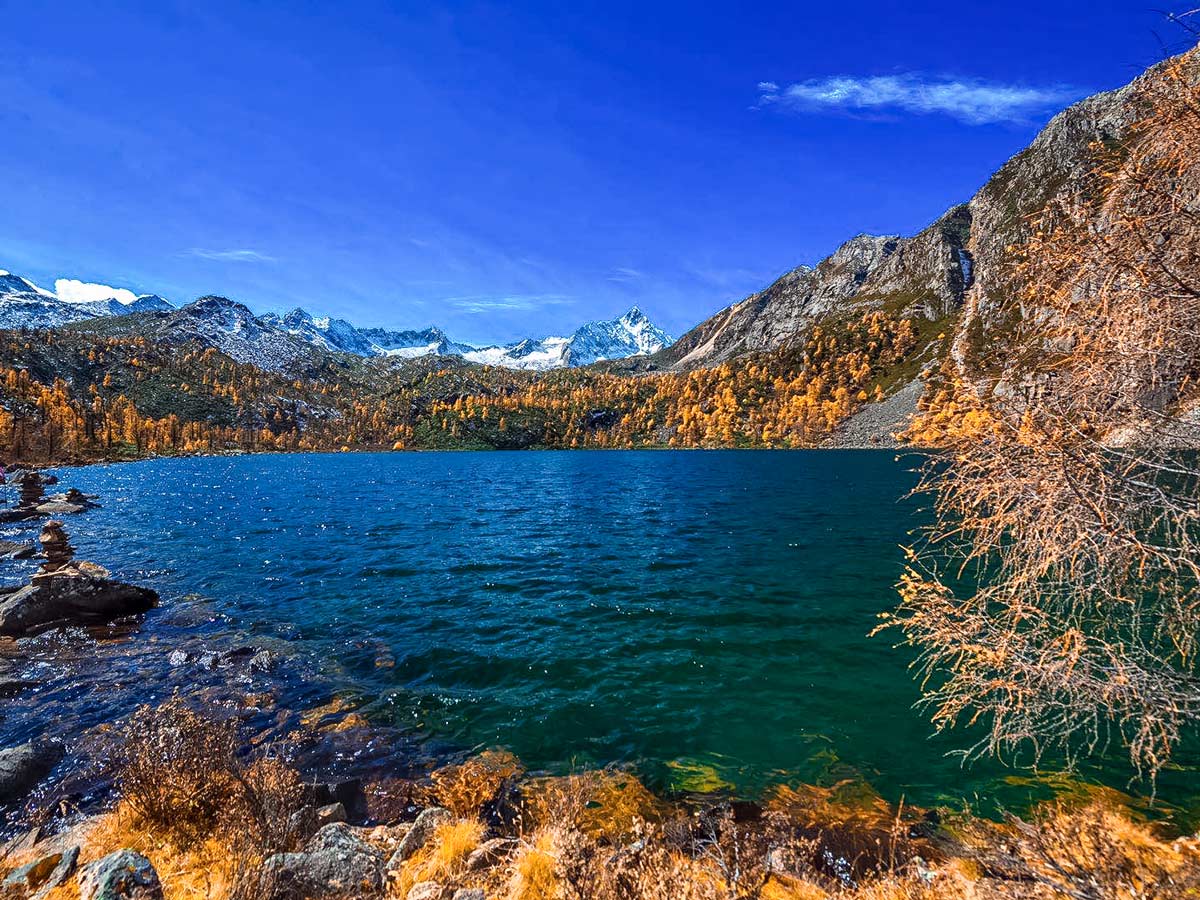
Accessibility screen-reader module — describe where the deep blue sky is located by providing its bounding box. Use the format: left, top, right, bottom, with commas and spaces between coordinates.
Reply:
0, 2, 1191, 342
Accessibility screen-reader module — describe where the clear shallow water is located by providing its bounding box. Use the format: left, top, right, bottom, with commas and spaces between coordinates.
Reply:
25, 450, 1200, 816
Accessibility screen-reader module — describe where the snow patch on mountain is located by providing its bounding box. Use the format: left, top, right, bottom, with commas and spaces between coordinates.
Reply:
172, 297, 314, 372
55, 278, 140, 306
0, 267, 175, 331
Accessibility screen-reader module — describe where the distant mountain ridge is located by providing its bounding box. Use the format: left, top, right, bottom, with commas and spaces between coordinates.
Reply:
0, 266, 673, 372
261, 303, 672, 370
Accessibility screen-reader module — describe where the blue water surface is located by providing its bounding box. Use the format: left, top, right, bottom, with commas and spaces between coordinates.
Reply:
24, 449, 1197, 816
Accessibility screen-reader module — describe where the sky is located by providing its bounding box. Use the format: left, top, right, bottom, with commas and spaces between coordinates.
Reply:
0, 1, 1194, 344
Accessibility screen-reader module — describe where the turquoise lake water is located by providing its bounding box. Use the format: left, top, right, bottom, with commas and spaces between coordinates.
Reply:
23, 450, 1200, 817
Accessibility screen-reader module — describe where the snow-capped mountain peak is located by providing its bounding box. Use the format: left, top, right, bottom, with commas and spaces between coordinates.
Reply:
0, 271, 55, 298
563, 307, 673, 367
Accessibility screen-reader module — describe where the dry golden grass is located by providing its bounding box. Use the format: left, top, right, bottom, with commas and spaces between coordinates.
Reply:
521, 768, 666, 841
392, 818, 485, 897
508, 828, 563, 900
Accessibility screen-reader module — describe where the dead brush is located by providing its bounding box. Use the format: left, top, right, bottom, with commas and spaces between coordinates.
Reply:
965, 801, 1200, 900
119, 698, 244, 848
113, 699, 310, 900
765, 782, 933, 886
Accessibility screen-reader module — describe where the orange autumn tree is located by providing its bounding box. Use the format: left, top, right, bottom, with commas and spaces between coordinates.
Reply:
883, 48, 1200, 780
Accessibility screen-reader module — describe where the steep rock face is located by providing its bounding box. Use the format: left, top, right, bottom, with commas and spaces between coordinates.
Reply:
662, 206, 970, 370
262, 308, 379, 356
955, 57, 1173, 374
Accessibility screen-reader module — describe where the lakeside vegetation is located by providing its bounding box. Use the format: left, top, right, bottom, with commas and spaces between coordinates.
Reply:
5, 699, 1199, 900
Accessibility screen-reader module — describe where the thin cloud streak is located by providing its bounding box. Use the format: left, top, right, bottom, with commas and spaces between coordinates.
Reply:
183, 248, 277, 262
606, 267, 644, 283
444, 293, 573, 314
757, 74, 1083, 124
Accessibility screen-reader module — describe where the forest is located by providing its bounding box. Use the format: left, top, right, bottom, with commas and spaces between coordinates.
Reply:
0, 309, 936, 464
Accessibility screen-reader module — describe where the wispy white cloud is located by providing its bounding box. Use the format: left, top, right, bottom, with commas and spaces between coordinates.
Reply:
757, 74, 1082, 124
184, 247, 276, 262
606, 267, 644, 283
445, 293, 572, 314
55, 278, 138, 305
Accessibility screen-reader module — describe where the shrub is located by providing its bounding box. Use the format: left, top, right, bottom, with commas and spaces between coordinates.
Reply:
119, 699, 242, 847
521, 768, 665, 841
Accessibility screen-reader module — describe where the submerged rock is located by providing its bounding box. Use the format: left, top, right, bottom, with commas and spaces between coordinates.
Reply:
0, 539, 37, 559
0, 676, 38, 698
0, 740, 64, 804
77, 849, 163, 900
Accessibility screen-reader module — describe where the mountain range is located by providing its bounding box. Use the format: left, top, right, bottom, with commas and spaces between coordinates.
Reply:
0, 272, 672, 372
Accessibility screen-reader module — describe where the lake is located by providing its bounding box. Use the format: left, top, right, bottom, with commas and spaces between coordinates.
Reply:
14, 450, 1199, 817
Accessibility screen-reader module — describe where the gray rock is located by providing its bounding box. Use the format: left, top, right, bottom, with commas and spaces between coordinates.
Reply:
0, 539, 36, 559
263, 823, 384, 898
0, 740, 64, 804
316, 802, 347, 825
388, 807, 453, 868
452, 890, 485, 900
77, 849, 163, 900
3, 845, 79, 899
249, 649, 274, 672
34, 501, 88, 516
407, 882, 443, 900
466, 837, 513, 871
0, 575, 158, 637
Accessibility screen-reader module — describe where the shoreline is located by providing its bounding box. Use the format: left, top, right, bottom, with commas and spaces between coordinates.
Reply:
7, 438, 931, 472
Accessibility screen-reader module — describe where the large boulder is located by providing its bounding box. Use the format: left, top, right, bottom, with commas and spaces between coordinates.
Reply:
388, 807, 453, 868
263, 823, 385, 898
0, 575, 158, 637
77, 849, 162, 900
0, 740, 64, 804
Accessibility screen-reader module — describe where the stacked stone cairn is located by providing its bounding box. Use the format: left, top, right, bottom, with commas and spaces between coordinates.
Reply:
37, 521, 74, 574
17, 472, 45, 511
